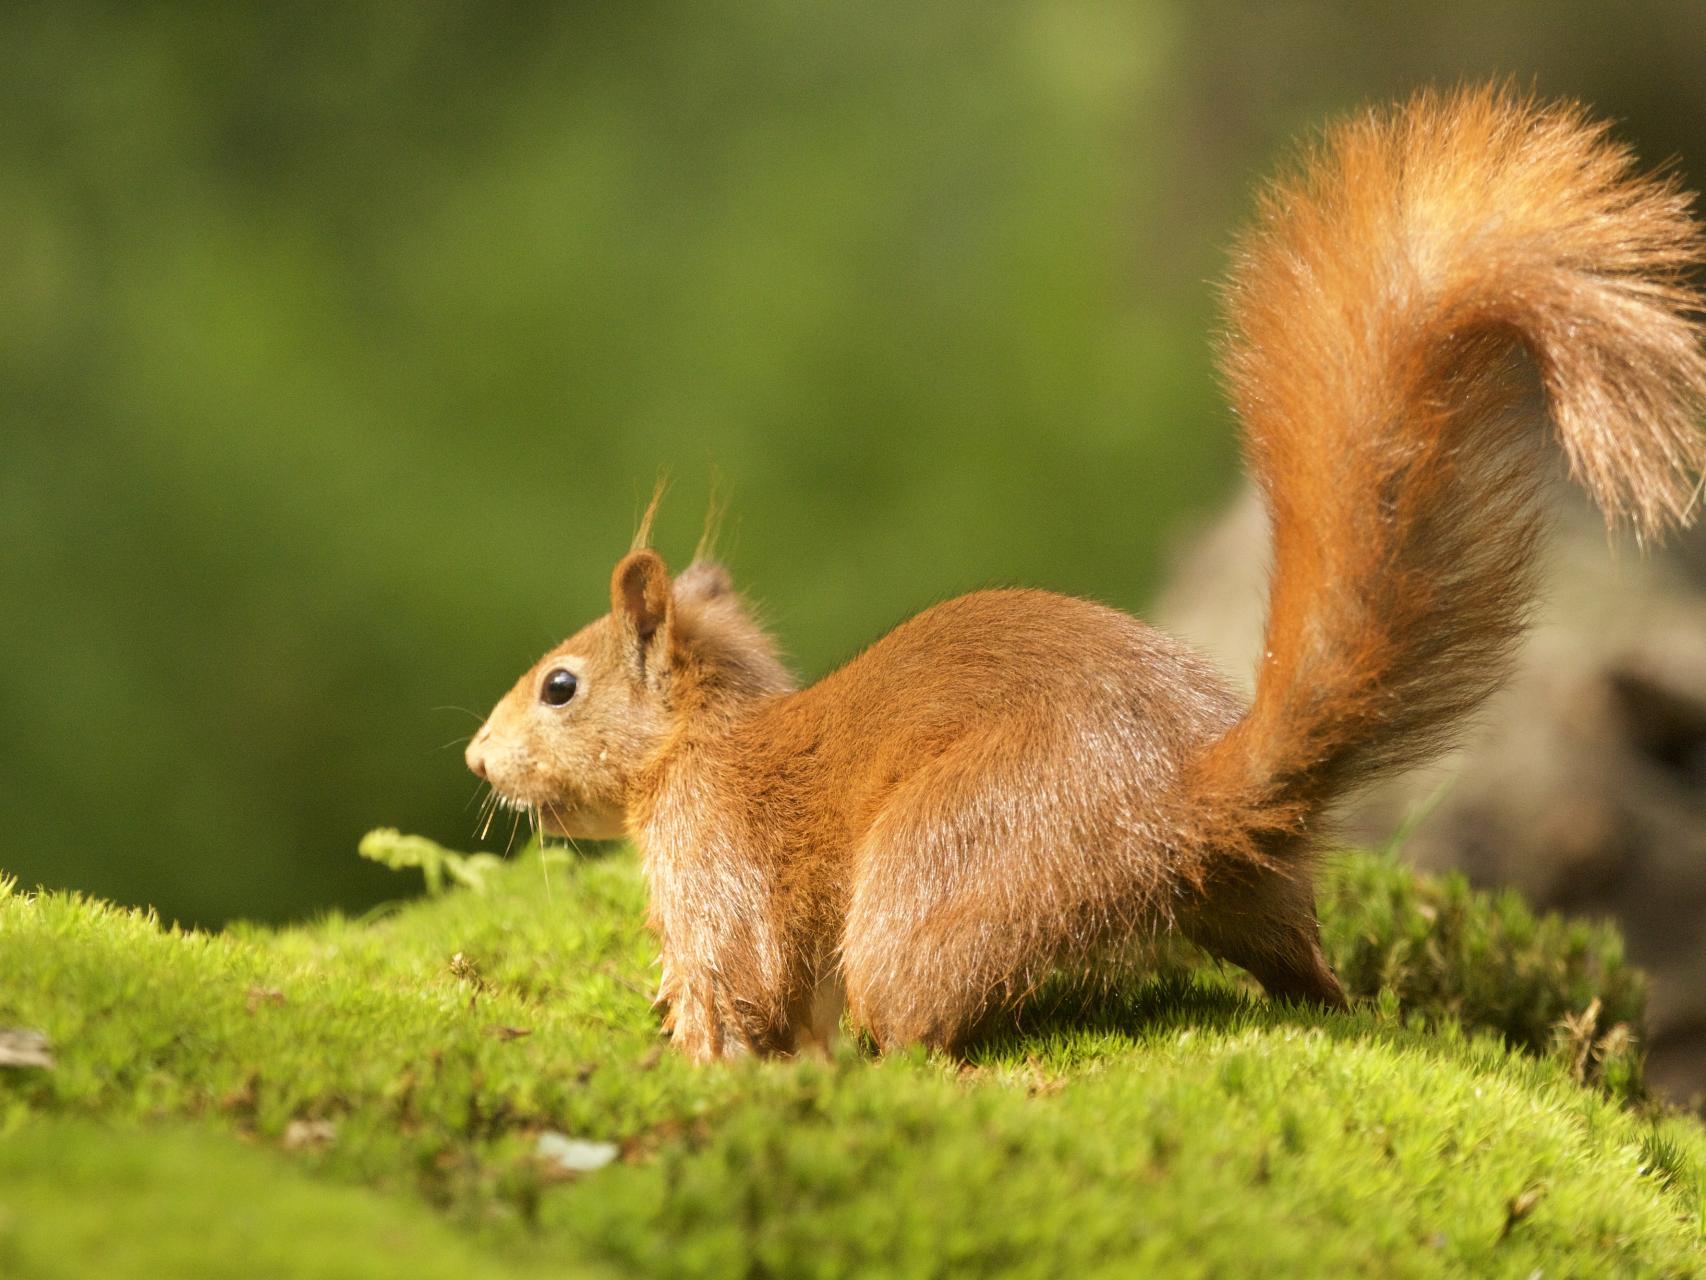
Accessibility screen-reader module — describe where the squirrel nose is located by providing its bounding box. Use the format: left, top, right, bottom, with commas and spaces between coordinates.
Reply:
466, 724, 492, 780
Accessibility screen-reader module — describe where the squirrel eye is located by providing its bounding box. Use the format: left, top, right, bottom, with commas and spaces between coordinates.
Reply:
540, 668, 578, 707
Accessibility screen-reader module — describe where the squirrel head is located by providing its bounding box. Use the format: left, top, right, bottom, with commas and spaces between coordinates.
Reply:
465, 549, 793, 840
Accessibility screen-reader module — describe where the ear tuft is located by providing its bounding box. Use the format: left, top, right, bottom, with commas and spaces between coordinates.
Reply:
674, 560, 733, 605
630, 477, 668, 554
612, 549, 672, 648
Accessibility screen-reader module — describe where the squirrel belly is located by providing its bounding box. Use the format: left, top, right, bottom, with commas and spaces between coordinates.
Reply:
467, 86, 1706, 1061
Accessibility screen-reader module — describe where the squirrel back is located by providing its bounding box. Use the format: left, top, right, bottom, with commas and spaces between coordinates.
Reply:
1171, 86, 1706, 876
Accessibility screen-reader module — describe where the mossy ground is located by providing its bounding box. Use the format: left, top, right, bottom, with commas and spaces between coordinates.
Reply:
2, 843, 1702, 1278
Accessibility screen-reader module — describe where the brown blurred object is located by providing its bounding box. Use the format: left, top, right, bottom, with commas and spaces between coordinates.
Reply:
1155, 474, 1706, 1107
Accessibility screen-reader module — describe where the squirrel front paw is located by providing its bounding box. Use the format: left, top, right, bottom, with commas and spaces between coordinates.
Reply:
656, 970, 749, 1063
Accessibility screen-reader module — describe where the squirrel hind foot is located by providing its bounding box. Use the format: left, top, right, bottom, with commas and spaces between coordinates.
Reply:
1242, 945, 1347, 1011
1176, 858, 1348, 1009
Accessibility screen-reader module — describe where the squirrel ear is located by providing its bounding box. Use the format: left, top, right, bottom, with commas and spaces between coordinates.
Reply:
611, 549, 673, 674
674, 560, 733, 605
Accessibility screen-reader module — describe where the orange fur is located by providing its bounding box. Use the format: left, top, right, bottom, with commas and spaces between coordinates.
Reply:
467, 87, 1706, 1059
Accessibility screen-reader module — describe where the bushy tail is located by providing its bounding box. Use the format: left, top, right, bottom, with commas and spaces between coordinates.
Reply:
1178, 85, 1706, 869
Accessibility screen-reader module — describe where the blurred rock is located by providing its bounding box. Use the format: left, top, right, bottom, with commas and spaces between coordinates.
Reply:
1155, 477, 1706, 1107
0, 1028, 54, 1070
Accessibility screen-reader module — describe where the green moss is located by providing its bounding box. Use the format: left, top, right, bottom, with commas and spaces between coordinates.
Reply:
1321, 849, 1647, 1099
1, 849, 1701, 1277
0, 1122, 599, 1280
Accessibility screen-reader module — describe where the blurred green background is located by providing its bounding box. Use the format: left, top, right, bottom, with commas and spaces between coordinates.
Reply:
3, 2, 1703, 927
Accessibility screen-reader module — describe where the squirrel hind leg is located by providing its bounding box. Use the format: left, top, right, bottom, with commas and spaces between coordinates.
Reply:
839, 758, 1179, 1054
839, 821, 1060, 1054
1181, 867, 1347, 1010
838, 905, 1003, 1055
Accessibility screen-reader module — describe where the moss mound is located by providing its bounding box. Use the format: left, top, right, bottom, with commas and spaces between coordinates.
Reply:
1, 846, 1700, 1277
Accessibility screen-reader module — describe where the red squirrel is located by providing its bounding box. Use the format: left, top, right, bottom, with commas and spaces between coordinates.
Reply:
466, 87, 1706, 1061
